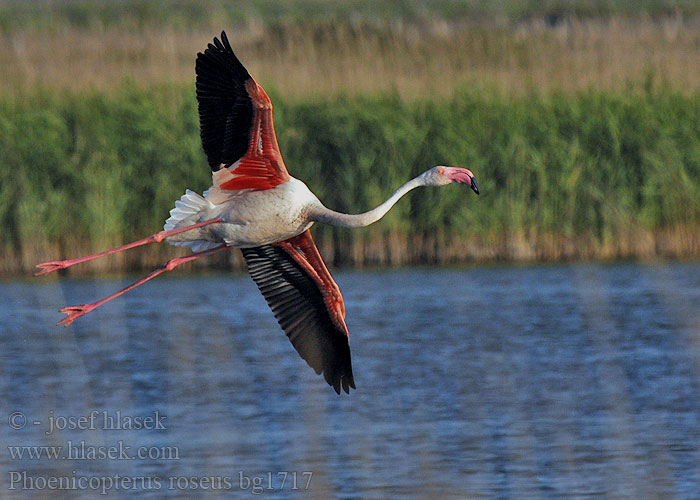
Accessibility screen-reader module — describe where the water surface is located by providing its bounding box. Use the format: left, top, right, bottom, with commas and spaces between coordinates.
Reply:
1, 263, 699, 499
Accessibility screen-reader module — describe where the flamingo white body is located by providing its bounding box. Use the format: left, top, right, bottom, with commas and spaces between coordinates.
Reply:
165, 178, 319, 250
35, 31, 480, 394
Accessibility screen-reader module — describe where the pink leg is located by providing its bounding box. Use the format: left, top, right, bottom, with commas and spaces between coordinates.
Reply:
35, 218, 223, 276
57, 245, 231, 327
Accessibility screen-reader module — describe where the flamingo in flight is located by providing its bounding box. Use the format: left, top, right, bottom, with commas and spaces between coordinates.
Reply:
35, 32, 479, 394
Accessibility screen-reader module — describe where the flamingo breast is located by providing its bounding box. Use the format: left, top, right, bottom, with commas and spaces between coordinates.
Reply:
213, 178, 320, 247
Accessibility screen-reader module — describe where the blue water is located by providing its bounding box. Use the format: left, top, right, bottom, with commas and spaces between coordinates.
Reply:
1, 263, 700, 499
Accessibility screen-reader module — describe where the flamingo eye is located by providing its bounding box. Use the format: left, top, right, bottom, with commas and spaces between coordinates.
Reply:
437, 167, 445, 175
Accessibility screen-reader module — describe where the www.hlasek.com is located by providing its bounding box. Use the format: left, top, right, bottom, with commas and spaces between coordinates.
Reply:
8, 471, 313, 495
8, 441, 179, 461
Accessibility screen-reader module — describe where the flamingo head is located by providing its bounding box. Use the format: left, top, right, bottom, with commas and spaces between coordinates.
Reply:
423, 166, 480, 195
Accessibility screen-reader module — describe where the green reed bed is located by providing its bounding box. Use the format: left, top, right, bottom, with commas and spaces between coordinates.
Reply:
2, 85, 699, 274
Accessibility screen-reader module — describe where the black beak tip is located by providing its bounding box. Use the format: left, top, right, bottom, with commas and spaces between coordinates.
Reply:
470, 177, 480, 195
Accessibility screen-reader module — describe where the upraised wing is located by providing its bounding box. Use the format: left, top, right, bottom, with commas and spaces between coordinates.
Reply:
242, 230, 355, 394
196, 31, 290, 191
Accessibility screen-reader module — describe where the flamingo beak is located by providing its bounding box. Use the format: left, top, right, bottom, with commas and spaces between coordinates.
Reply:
470, 176, 480, 195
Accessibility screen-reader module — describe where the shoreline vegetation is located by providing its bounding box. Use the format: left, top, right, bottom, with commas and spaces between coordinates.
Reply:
1, 1, 699, 274
2, 86, 699, 275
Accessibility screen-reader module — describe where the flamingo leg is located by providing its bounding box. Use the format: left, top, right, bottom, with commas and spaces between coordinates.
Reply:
35, 218, 223, 276
57, 245, 231, 327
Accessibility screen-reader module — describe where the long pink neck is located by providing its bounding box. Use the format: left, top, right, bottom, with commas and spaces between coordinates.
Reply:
311, 176, 425, 228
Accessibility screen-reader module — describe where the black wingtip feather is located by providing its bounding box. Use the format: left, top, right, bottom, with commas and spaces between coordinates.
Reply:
331, 377, 341, 394
221, 30, 232, 50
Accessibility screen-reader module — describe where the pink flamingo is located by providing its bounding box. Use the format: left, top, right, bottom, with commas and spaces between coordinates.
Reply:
35, 32, 479, 393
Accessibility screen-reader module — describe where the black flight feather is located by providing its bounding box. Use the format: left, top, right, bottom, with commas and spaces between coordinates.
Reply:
195, 31, 254, 171
242, 245, 355, 394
